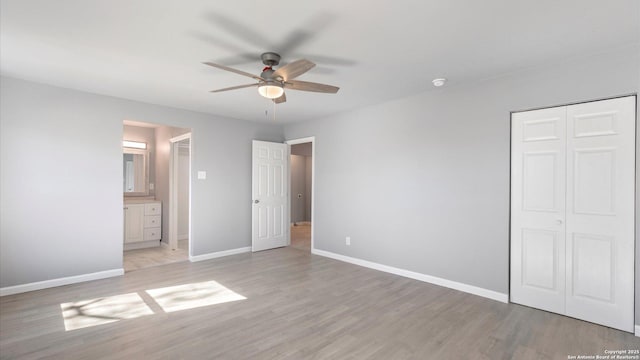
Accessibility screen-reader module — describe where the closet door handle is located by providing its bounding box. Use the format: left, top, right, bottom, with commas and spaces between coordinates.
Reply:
555, 219, 563, 225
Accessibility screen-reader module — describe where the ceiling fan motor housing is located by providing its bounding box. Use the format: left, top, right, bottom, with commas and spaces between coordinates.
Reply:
261, 68, 276, 80
261, 52, 281, 67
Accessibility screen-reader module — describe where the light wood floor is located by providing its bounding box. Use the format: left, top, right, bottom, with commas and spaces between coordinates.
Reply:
1, 247, 638, 359
123, 239, 189, 272
290, 223, 311, 251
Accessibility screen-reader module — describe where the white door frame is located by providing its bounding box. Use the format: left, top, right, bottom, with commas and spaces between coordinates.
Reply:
169, 132, 191, 252
285, 136, 315, 252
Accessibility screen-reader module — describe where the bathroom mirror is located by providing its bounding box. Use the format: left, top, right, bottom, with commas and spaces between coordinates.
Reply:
123, 148, 148, 196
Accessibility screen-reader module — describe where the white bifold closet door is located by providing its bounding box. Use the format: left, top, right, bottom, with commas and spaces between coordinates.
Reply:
511, 96, 635, 332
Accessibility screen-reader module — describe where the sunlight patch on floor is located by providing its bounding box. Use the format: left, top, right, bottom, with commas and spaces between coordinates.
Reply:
146, 280, 246, 313
60, 293, 154, 331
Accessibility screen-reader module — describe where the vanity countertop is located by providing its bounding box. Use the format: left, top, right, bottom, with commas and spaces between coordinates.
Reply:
124, 197, 158, 204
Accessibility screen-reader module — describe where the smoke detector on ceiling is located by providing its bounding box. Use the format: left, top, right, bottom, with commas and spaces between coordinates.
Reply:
432, 78, 447, 87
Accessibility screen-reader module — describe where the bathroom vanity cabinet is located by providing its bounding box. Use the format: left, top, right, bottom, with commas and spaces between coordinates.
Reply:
124, 200, 162, 250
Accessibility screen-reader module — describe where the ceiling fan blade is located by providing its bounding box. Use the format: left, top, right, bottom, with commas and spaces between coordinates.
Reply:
277, 30, 312, 55
273, 93, 287, 104
210, 83, 258, 93
290, 53, 356, 66
206, 13, 274, 49
276, 13, 334, 54
284, 80, 339, 93
273, 59, 315, 81
203, 62, 264, 81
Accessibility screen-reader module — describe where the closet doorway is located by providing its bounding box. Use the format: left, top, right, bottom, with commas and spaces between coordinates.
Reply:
287, 137, 314, 252
510, 96, 636, 332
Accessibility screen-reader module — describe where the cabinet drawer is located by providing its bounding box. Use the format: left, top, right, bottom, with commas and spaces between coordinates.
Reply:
145, 203, 161, 215
144, 227, 161, 241
144, 215, 161, 228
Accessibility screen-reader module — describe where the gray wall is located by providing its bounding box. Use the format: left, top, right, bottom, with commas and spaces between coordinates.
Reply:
284, 46, 640, 320
291, 143, 313, 222
290, 154, 306, 223
0, 76, 283, 288
291, 142, 312, 157
304, 156, 312, 222
178, 141, 190, 240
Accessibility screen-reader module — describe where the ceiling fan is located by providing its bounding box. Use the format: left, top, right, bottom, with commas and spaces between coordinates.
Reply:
203, 52, 339, 104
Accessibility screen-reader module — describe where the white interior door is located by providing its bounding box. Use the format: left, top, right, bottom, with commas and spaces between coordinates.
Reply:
511, 96, 635, 333
564, 96, 635, 332
511, 106, 567, 314
252, 140, 288, 252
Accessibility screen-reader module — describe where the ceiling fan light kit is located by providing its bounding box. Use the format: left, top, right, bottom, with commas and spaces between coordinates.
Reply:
204, 52, 339, 104
258, 82, 284, 99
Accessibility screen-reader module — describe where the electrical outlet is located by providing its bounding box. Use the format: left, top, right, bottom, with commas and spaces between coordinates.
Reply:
346, 236, 351, 246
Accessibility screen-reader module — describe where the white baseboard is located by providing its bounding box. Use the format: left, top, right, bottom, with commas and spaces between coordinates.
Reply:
124, 240, 160, 251
0, 268, 124, 297
291, 221, 311, 226
635, 325, 640, 337
189, 246, 251, 262
311, 249, 508, 303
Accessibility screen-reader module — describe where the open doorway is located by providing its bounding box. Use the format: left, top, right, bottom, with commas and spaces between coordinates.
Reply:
122, 120, 191, 272
287, 138, 314, 252
169, 134, 191, 253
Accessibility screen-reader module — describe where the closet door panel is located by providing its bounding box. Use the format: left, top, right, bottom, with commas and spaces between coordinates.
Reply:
565, 96, 635, 332
510, 106, 567, 314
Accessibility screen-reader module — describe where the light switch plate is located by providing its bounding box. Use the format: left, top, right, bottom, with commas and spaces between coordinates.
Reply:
197, 171, 207, 180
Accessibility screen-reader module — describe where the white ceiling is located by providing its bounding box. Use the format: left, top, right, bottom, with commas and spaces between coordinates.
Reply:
1, 0, 638, 123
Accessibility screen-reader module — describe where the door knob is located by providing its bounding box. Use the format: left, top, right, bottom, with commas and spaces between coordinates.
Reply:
254, 199, 260, 204
555, 219, 563, 225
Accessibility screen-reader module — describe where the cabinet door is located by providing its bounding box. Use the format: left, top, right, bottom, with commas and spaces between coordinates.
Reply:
144, 215, 161, 228
144, 228, 161, 241
145, 202, 161, 215
124, 204, 145, 243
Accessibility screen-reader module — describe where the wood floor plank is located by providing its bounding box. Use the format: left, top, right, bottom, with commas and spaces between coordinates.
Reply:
1, 246, 638, 359
123, 239, 189, 272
